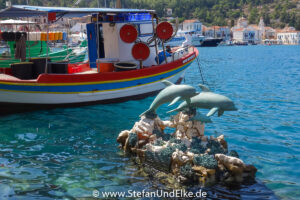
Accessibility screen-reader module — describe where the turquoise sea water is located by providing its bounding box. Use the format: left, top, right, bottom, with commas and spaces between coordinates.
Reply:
0, 45, 299, 199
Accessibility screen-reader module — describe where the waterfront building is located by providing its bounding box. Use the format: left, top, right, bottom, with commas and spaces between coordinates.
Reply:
264, 27, 277, 39
277, 27, 300, 45
231, 17, 263, 44
182, 19, 202, 34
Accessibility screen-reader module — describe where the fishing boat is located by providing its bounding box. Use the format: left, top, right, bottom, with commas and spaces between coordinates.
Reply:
0, 5, 198, 114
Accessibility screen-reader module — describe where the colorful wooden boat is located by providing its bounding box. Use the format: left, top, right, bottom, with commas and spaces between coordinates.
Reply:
0, 5, 198, 114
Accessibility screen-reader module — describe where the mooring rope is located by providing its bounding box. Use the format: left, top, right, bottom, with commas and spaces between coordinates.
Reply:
195, 54, 207, 85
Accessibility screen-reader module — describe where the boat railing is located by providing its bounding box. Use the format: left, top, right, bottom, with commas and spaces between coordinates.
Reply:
171, 45, 195, 62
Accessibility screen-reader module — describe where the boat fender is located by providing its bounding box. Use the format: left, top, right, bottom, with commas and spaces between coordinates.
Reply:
120, 24, 138, 43
132, 42, 150, 61
156, 22, 173, 41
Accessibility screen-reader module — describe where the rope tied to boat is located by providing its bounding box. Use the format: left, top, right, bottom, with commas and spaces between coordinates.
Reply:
195, 54, 207, 85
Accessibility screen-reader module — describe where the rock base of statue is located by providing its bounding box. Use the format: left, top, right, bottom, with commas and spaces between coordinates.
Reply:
117, 112, 257, 186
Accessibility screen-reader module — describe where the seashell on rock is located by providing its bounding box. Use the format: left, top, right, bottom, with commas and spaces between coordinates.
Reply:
175, 130, 183, 139
193, 121, 205, 136
186, 128, 198, 139
177, 124, 185, 133
179, 113, 189, 125
117, 130, 130, 145
217, 135, 228, 149
185, 121, 193, 129
162, 120, 176, 128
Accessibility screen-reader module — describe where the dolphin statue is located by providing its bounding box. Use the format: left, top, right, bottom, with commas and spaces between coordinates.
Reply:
140, 80, 197, 118
168, 84, 237, 117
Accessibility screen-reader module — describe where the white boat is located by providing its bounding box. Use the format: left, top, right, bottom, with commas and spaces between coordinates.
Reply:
164, 30, 205, 47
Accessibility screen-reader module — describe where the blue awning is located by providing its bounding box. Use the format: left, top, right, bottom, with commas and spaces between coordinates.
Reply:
0, 5, 155, 18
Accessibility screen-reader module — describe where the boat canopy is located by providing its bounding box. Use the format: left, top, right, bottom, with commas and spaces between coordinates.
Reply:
0, 5, 156, 18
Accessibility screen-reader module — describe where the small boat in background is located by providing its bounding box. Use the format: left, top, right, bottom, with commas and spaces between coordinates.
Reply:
200, 37, 223, 47
164, 31, 205, 47
0, 5, 198, 114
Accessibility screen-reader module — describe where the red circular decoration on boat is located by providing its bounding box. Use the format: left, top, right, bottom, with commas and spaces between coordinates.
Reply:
120, 24, 138, 43
156, 22, 173, 40
132, 42, 150, 61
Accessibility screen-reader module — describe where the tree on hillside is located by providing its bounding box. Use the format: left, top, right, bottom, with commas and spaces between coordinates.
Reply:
0, 0, 298, 30
248, 7, 259, 24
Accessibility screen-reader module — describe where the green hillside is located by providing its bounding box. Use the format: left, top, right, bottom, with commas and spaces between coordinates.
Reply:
0, 0, 299, 29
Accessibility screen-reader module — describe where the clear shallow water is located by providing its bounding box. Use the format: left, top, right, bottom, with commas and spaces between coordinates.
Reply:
0, 45, 299, 199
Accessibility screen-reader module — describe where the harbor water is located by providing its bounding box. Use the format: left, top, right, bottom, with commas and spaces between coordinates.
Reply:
0, 45, 299, 199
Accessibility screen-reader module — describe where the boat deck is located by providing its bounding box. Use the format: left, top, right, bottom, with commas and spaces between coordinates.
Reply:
0, 73, 21, 81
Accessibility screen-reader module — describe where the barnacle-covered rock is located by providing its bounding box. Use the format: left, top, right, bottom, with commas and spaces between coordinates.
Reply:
128, 132, 138, 147
180, 163, 194, 179
190, 137, 206, 154
153, 138, 165, 146
152, 127, 163, 139
173, 143, 187, 152
169, 138, 182, 144
206, 138, 228, 155
145, 145, 176, 172
193, 154, 218, 169
117, 112, 256, 187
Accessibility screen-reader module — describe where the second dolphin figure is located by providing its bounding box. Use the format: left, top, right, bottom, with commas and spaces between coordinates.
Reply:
140, 80, 197, 118
168, 84, 238, 117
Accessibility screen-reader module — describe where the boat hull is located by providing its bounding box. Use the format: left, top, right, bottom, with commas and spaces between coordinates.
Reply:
164, 37, 204, 47
200, 38, 223, 47
0, 48, 197, 114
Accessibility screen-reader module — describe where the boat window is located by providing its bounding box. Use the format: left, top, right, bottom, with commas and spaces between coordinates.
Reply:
138, 24, 153, 36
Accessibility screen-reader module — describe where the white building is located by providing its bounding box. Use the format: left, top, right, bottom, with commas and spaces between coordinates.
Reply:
231, 17, 263, 44
182, 19, 202, 33
277, 28, 300, 45
232, 27, 260, 44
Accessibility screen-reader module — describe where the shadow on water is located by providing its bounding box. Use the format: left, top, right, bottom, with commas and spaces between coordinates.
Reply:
1, 45, 299, 199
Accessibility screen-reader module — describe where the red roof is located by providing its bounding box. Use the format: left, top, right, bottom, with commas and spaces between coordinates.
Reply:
265, 26, 274, 30
248, 24, 260, 30
277, 30, 300, 33
234, 28, 245, 31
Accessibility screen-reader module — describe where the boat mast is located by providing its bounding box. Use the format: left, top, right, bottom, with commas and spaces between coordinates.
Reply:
116, 0, 121, 8
27, 17, 30, 59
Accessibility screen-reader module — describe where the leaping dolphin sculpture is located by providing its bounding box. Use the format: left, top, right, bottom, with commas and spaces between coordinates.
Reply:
140, 80, 197, 118
168, 84, 237, 117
